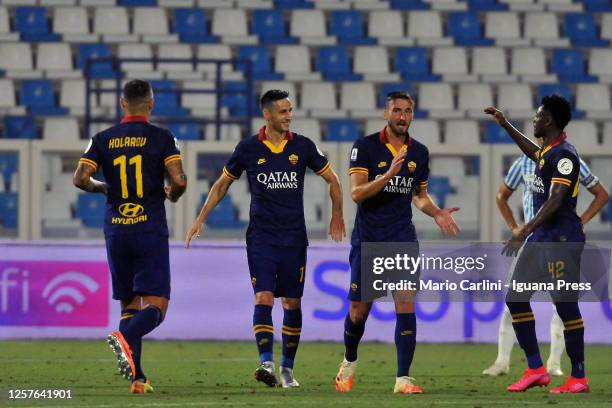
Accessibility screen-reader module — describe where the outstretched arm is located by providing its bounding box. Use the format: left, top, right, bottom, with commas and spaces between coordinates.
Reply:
412, 187, 460, 236
319, 167, 346, 242
164, 159, 187, 203
484, 107, 539, 161
580, 182, 609, 225
73, 163, 108, 195
184, 173, 233, 248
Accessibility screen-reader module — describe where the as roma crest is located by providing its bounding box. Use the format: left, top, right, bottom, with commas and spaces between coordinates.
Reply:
407, 161, 417, 173
289, 154, 299, 165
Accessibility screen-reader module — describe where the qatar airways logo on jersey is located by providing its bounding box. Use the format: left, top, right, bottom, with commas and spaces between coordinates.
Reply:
531, 175, 545, 194
257, 171, 299, 189
375, 175, 414, 194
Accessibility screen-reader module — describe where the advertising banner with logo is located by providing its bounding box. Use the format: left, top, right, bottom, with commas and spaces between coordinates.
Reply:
1, 241, 611, 343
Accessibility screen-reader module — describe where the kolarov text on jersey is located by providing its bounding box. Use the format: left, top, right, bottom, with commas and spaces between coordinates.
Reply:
223, 126, 330, 247
530, 134, 584, 242
79, 116, 181, 236
349, 128, 429, 246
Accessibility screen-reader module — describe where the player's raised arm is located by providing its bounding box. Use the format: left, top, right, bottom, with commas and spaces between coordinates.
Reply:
412, 185, 460, 237
73, 161, 108, 195
184, 172, 234, 248
164, 158, 187, 203
484, 107, 539, 161
318, 166, 346, 242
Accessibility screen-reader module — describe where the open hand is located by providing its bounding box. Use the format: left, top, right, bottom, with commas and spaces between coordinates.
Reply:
434, 207, 460, 236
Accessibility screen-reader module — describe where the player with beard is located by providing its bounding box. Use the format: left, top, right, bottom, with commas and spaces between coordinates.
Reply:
185, 89, 345, 388
335, 91, 460, 394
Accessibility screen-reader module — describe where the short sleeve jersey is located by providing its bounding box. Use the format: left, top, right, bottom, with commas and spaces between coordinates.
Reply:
530, 134, 584, 242
348, 128, 430, 246
504, 154, 599, 223
79, 116, 181, 236
223, 126, 330, 247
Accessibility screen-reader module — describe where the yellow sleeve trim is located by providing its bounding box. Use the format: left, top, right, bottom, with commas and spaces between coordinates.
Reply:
164, 157, 182, 166
349, 167, 369, 175
419, 181, 428, 186
223, 166, 239, 180
79, 158, 98, 170
316, 162, 332, 175
164, 154, 181, 165
551, 177, 572, 186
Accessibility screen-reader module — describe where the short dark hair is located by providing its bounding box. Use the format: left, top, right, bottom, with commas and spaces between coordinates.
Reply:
541, 94, 572, 130
260, 89, 289, 111
386, 91, 414, 106
122, 79, 152, 105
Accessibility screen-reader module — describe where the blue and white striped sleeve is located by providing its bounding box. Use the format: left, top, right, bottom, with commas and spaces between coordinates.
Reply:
579, 158, 599, 189
504, 157, 523, 190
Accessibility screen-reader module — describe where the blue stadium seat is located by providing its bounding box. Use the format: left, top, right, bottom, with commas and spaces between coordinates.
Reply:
173, 9, 218, 43
551, 49, 596, 83
200, 193, 246, 228
0, 154, 18, 191
20, 80, 67, 116
222, 81, 258, 117
537, 84, 585, 119
252, 10, 298, 44
466, 0, 507, 11
274, 0, 315, 9
378, 83, 428, 118
394, 48, 441, 82
580, 0, 612, 12
78, 44, 115, 78
151, 80, 188, 117
448, 12, 494, 46
119, 0, 157, 5
316, 47, 362, 81
390, 0, 430, 10
427, 177, 453, 207
379, 83, 414, 108
3, 116, 38, 139
15, 7, 60, 42
537, 84, 573, 104
0, 192, 17, 228
76, 193, 105, 228
330, 11, 375, 45
167, 122, 201, 140
237, 46, 283, 80
326, 120, 360, 142
484, 122, 516, 143
564, 14, 609, 47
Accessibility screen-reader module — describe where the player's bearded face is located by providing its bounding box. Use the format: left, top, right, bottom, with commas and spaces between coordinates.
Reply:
268, 98, 293, 133
385, 99, 414, 136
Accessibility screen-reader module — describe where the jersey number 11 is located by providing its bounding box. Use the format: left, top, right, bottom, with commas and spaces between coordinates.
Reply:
113, 154, 143, 199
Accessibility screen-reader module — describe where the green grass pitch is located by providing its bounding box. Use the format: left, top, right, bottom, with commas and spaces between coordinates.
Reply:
2, 341, 611, 407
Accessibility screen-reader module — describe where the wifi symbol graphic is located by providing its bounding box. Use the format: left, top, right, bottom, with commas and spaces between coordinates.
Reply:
42, 272, 100, 314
